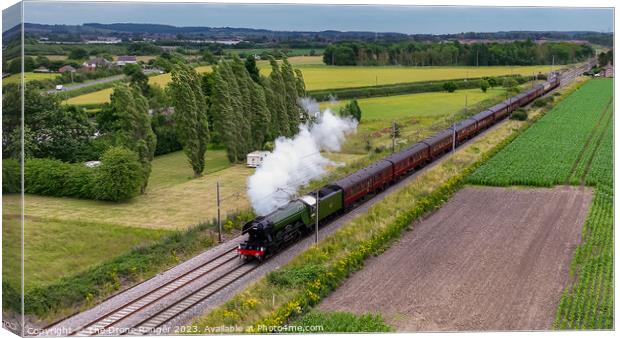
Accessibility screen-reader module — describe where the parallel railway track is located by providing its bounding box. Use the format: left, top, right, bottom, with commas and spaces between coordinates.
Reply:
69, 247, 242, 336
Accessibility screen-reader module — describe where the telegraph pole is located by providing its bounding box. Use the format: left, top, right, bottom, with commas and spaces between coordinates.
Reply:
216, 181, 222, 243
391, 121, 396, 154
315, 190, 319, 244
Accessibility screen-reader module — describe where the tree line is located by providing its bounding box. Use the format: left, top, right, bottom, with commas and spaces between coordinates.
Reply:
2, 56, 308, 199
323, 40, 595, 67
170, 56, 306, 169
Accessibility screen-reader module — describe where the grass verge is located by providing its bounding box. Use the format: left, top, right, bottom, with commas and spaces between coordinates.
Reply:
290, 311, 393, 333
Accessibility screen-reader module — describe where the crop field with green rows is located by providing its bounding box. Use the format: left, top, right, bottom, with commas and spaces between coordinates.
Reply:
554, 185, 613, 329
468, 78, 613, 330
467, 79, 613, 187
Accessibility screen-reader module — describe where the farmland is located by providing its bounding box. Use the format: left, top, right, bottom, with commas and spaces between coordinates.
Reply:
468, 79, 613, 187
260, 57, 556, 91
2, 71, 60, 85
468, 78, 614, 330
319, 186, 593, 330
64, 56, 555, 105
322, 87, 505, 120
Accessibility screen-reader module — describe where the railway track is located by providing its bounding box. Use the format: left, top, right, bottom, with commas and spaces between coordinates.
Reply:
124, 263, 258, 335
68, 247, 244, 336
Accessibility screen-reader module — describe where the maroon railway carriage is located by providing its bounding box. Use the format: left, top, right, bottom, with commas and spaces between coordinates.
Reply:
384, 142, 430, 177
451, 118, 478, 144
471, 109, 495, 131
421, 129, 454, 159
488, 101, 511, 120
333, 160, 394, 208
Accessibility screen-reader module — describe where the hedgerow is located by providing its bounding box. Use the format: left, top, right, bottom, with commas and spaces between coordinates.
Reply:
4, 147, 143, 202
307, 75, 537, 101
2, 159, 20, 193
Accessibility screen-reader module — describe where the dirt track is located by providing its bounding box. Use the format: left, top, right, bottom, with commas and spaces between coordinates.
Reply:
319, 186, 593, 331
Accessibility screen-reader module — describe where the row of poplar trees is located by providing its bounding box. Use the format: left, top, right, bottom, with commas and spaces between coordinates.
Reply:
169, 56, 307, 176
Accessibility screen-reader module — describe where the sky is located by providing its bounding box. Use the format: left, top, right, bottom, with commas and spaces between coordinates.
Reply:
3, 1, 614, 34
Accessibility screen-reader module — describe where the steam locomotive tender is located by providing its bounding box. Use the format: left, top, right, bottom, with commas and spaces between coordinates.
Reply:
238, 73, 561, 260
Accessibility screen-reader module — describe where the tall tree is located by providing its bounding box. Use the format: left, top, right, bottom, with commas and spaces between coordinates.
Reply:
123, 63, 149, 96
210, 63, 241, 162
109, 84, 157, 193
280, 57, 302, 132
266, 57, 291, 136
169, 64, 210, 177
244, 55, 261, 83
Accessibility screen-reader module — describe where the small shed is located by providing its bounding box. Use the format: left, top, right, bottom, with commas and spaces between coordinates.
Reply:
246, 151, 270, 168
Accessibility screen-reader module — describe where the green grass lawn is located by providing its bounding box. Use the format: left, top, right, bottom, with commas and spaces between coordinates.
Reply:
322, 88, 505, 120
2, 215, 171, 289
147, 147, 231, 191
2, 72, 60, 85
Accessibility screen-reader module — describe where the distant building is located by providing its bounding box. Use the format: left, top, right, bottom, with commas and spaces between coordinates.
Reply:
116, 55, 138, 66
82, 57, 110, 71
33, 66, 51, 73
85, 37, 122, 44
246, 151, 270, 168
58, 65, 76, 73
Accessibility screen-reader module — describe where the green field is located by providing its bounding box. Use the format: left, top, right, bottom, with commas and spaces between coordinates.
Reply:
2, 216, 171, 289
468, 79, 613, 187
3, 72, 60, 85
322, 88, 505, 120
555, 186, 613, 329
467, 79, 614, 330
64, 55, 555, 105
258, 57, 556, 91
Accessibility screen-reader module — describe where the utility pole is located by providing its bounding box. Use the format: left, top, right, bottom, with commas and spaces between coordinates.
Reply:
391, 120, 396, 154
315, 190, 319, 245
452, 121, 456, 154
476, 50, 479, 67
552, 55, 555, 73
216, 181, 222, 243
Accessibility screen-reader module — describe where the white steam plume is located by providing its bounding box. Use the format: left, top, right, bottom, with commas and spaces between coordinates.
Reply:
247, 98, 357, 216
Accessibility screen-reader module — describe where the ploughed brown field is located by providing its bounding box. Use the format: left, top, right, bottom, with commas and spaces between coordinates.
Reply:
319, 186, 593, 331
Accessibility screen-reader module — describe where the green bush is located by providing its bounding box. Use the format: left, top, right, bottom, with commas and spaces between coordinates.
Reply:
94, 147, 143, 201
292, 311, 393, 332
443, 81, 457, 92
267, 264, 325, 287
532, 96, 554, 108
510, 108, 528, 121
2, 159, 20, 193
24, 158, 97, 199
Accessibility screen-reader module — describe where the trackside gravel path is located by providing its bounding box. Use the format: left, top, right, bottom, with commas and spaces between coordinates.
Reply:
319, 186, 593, 331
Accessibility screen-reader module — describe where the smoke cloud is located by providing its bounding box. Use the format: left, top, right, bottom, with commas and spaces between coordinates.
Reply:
247, 98, 357, 216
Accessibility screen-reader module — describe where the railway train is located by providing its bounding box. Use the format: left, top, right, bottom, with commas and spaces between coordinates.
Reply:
238, 73, 561, 260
